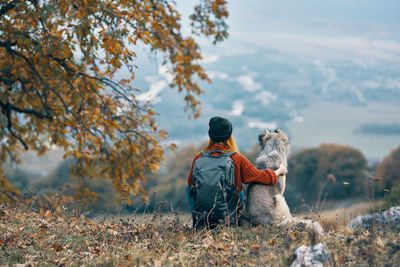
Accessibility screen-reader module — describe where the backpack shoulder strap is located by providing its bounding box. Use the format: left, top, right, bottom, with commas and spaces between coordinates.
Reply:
200, 150, 236, 158
199, 151, 210, 157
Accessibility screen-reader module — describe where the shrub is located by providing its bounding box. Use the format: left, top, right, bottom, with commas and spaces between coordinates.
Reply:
286, 144, 368, 209
376, 145, 400, 192
383, 184, 400, 209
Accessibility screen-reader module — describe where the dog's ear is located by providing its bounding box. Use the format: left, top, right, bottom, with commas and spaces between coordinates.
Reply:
259, 129, 271, 146
276, 129, 289, 145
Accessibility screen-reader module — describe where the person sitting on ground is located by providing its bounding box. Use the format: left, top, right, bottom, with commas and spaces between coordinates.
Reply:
186, 116, 287, 229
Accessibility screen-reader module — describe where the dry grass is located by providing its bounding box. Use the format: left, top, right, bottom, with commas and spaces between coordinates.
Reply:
294, 200, 384, 233
318, 201, 383, 224
0, 204, 399, 266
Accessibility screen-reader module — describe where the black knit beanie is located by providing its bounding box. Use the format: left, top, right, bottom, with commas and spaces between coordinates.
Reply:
208, 116, 232, 142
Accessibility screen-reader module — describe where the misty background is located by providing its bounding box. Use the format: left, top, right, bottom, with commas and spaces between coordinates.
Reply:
133, 0, 400, 162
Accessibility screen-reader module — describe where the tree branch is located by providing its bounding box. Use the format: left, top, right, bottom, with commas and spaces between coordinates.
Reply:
5, 46, 70, 114
0, 100, 28, 150
0, 1, 18, 18
7, 102, 52, 120
0, 40, 17, 50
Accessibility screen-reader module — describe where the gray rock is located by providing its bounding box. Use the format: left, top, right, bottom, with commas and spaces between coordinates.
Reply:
290, 243, 330, 267
347, 206, 400, 231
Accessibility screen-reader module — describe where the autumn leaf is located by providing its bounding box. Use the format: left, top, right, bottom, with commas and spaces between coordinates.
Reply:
51, 243, 64, 252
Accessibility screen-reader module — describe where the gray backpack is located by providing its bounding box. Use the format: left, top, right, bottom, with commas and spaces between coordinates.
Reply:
191, 150, 239, 228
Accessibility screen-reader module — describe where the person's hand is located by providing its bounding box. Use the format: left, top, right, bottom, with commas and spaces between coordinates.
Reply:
274, 162, 287, 177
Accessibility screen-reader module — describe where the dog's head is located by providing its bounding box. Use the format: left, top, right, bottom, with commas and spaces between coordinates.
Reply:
258, 129, 289, 149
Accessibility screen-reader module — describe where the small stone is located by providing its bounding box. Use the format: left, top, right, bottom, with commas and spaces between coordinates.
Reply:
290, 243, 330, 267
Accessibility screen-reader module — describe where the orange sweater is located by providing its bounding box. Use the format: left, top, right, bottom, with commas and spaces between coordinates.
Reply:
187, 144, 277, 196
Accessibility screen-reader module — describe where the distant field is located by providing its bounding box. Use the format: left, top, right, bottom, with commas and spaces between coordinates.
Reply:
318, 201, 382, 224
3, 149, 64, 179
286, 102, 400, 161
296, 199, 383, 226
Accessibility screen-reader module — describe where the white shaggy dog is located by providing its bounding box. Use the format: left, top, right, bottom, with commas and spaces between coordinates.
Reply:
243, 129, 324, 235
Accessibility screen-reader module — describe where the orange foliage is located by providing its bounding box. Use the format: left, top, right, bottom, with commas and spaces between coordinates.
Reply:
0, 0, 229, 201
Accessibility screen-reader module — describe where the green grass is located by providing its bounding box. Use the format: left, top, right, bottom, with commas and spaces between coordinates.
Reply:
1, 205, 399, 266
